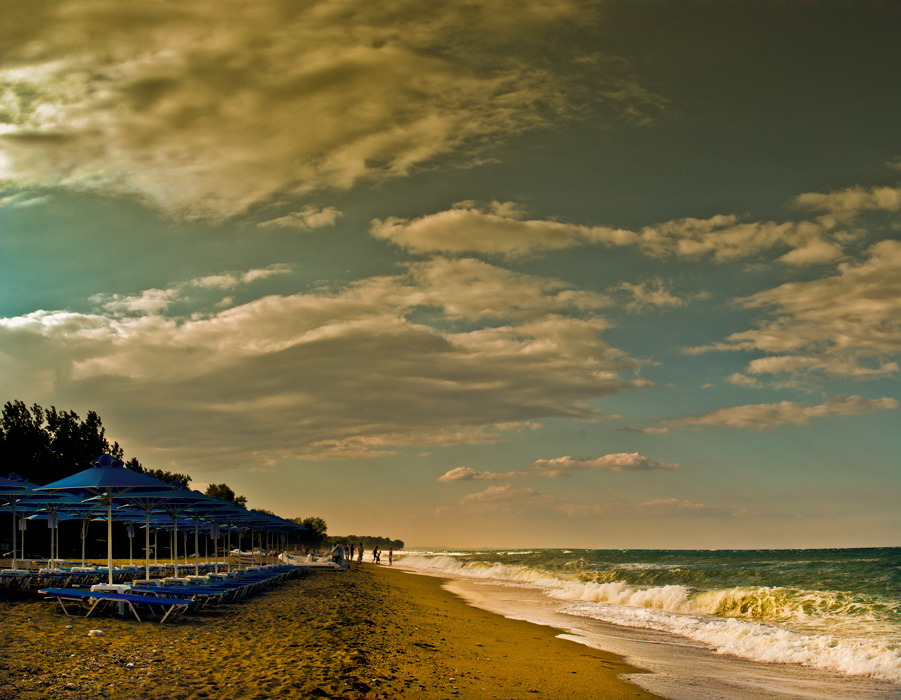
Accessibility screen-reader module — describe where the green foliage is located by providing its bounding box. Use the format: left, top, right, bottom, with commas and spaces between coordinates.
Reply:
0, 400, 123, 485
205, 483, 247, 507
290, 516, 329, 549
329, 534, 404, 551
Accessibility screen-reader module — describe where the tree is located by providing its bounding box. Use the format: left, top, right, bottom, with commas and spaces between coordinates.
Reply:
205, 483, 247, 507
0, 400, 123, 485
0, 401, 51, 477
292, 516, 328, 549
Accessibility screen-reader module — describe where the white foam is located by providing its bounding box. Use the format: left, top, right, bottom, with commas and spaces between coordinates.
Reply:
396, 554, 901, 684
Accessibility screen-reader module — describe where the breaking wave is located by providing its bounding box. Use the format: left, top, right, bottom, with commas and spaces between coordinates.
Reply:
396, 552, 901, 683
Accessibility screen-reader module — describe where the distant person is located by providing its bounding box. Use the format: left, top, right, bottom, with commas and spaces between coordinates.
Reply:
388, 548, 393, 566
372, 546, 380, 564
357, 544, 364, 562
348, 544, 355, 561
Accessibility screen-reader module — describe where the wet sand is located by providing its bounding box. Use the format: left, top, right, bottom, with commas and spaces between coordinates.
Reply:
0, 564, 661, 699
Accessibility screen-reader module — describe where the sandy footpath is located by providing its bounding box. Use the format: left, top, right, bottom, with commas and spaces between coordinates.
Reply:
0, 564, 661, 699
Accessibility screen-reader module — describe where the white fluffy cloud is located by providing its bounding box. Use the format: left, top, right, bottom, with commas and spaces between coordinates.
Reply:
699, 239, 901, 380
438, 467, 531, 482
438, 452, 678, 482
256, 207, 342, 231
0, 258, 636, 468
370, 201, 636, 258
0, 1, 658, 220
662, 395, 898, 431
794, 184, 901, 223
613, 277, 708, 312
370, 201, 862, 265
531, 453, 680, 474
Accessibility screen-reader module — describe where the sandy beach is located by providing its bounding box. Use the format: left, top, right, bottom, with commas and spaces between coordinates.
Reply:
0, 563, 661, 700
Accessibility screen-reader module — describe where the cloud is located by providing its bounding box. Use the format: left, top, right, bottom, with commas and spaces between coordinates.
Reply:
613, 277, 708, 312
438, 467, 530, 482
661, 395, 898, 431
0, 1, 661, 220
437, 452, 678, 481
694, 239, 901, 379
256, 207, 342, 231
621, 426, 670, 435
0, 257, 637, 468
371, 201, 636, 258
90, 265, 294, 316
793, 184, 901, 223
530, 453, 680, 475
370, 202, 855, 265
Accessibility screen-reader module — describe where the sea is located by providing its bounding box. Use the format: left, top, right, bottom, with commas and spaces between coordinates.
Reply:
394, 548, 901, 700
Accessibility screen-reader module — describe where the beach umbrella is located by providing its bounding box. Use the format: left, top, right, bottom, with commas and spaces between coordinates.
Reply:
0, 475, 28, 569
22, 494, 91, 566
1, 474, 71, 569
117, 487, 208, 578
182, 493, 247, 574
35, 454, 180, 584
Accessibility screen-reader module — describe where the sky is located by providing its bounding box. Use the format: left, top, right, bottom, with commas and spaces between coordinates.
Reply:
1, 1, 899, 550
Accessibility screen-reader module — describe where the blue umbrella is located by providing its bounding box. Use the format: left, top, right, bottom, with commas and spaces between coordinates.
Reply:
0, 475, 28, 569
116, 487, 209, 580
21, 493, 89, 567
1, 474, 70, 569
36, 455, 179, 584
182, 492, 247, 574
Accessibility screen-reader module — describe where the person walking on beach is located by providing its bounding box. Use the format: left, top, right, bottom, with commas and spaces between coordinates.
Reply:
388, 548, 393, 565
358, 543, 363, 562
372, 546, 380, 564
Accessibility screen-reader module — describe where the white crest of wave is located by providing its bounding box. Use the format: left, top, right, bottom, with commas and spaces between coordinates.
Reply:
397, 554, 901, 683
567, 602, 901, 683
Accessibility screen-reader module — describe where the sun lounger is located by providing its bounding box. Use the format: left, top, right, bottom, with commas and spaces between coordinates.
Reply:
39, 587, 194, 623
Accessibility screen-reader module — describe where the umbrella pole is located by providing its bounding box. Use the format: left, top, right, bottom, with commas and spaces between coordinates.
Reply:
145, 510, 151, 581
81, 517, 87, 566
194, 518, 199, 576
11, 501, 17, 570
106, 500, 113, 584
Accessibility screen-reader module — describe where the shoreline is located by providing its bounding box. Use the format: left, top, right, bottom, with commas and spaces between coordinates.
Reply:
0, 563, 663, 700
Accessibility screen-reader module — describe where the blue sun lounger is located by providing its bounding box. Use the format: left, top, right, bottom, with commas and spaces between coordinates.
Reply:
39, 587, 194, 623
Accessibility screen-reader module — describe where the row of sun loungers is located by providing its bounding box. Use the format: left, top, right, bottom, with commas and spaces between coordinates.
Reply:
1, 562, 225, 592
36, 564, 306, 623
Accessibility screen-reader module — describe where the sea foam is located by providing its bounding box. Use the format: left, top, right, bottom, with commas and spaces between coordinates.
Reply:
396, 553, 901, 683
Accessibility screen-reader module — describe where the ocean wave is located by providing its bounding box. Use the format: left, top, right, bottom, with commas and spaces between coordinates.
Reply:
565, 600, 901, 683
396, 553, 901, 683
